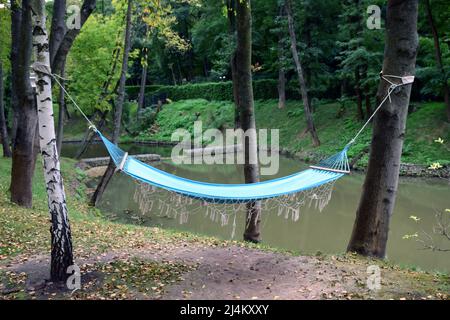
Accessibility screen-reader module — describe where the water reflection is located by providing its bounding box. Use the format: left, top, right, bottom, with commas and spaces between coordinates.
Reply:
98, 155, 450, 272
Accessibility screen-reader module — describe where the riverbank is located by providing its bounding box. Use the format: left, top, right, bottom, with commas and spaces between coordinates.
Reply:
0, 157, 448, 300
63, 99, 450, 178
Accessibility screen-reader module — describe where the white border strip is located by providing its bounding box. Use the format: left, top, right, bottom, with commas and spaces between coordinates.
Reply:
118, 152, 128, 171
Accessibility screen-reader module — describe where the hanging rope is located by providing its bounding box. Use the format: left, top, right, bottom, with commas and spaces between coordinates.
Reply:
32, 63, 416, 224
345, 72, 415, 147
31, 62, 98, 131
50, 74, 98, 131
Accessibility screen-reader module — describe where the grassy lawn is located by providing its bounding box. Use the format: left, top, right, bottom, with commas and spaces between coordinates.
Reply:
126, 99, 449, 167
62, 99, 449, 166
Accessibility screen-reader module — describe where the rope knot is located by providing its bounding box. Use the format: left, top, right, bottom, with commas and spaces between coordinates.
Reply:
31, 62, 52, 76
345, 72, 415, 148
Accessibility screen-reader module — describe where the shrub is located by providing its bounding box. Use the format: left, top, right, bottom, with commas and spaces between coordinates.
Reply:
125, 79, 301, 102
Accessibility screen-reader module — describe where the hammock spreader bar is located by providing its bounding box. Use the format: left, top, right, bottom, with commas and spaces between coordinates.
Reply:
96, 131, 349, 203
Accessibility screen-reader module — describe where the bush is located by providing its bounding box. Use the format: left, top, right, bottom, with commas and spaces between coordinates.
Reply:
139, 99, 234, 141
122, 101, 138, 123
125, 79, 301, 102
125, 85, 164, 100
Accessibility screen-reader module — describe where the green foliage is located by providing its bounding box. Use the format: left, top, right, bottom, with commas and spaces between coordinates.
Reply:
123, 85, 164, 98
141, 0, 191, 52
416, 37, 450, 98
402, 102, 450, 165
0, 3, 11, 71
336, 0, 384, 98
122, 100, 138, 124
66, 8, 125, 115
137, 99, 233, 141
180, 0, 232, 81
128, 106, 159, 135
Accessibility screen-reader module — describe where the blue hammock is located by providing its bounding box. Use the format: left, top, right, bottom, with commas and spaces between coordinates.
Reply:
97, 131, 350, 204
48, 70, 414, 205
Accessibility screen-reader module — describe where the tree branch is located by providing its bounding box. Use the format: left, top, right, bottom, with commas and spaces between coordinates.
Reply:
51, 0, 97, 75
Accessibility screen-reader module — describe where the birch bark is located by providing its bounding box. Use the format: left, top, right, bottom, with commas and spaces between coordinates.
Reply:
31, 0, 74, 281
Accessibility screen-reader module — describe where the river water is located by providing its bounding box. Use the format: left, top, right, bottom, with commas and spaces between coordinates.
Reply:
62, 142, 450, 272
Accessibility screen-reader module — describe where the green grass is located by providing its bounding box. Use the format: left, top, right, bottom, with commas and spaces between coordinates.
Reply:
136, 99, 234, 142
133, 99, 450, 167
0, 156, 159, 260
0, 154, 298, 261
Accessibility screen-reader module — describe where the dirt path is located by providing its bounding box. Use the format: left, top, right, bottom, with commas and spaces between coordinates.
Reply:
1, 242, 447, 300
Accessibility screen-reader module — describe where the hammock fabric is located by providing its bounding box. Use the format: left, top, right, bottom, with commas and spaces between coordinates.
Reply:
97, 131, 350, 204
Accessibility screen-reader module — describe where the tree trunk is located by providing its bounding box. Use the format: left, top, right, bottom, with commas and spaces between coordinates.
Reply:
277, 67, 286, 109
277, 5, 286, 110
51, 0, 97, 75
56, 61, 66, 155
0, 62, 12, 157
347, 0, 419, 258
203, 57, 209, 77
49, 0, 66, 68
10, 0, 38, 208
74, 110, 108, 159
231, 54, 241, 128
365, 90, 372, 119
177, 60, 183, 84
63, 100, 71, 119
355, 68, 364, 120
227, 0, 240, 129
137, 48, 148, 118
169, 64, 177, 86
31, 0, 74, 281
235, 0, 261, 243
424, 0, 449, 122
285, 0, 320, 147
90, 0, 133, 207
111, 0, 132, 145
9, 0, 94, 208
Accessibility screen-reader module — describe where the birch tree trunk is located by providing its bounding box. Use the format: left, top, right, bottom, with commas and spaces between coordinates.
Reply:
90, 0, 133, 207
10, 0, 96, 208
0, 61, 12, 157
31, 0, 74, 281
285, 0, 320, 147
236, 0, 261, 243
347, 0, 419, 258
